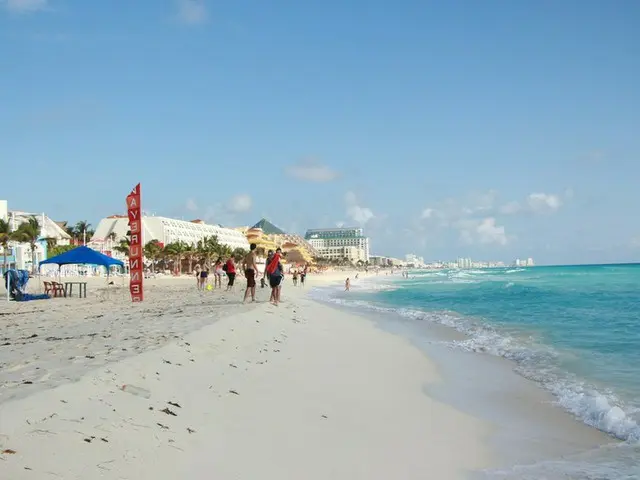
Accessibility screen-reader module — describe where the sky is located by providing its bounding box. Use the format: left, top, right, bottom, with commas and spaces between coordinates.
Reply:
1, 0, 639, 265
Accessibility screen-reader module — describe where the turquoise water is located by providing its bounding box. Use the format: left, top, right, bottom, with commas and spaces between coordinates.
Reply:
319, 265, 640, 445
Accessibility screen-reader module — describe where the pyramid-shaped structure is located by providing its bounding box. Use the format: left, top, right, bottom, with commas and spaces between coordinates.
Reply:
251, 218, 286, 235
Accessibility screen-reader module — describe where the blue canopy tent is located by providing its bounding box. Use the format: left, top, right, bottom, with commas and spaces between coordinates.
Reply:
39, 246, 125, 271
39, 246, 125, 298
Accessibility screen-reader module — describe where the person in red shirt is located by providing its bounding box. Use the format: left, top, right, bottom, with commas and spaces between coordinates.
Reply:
225, 256, 236, 291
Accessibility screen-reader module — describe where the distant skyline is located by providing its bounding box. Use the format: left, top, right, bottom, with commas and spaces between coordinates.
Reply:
1, 0, 639, 265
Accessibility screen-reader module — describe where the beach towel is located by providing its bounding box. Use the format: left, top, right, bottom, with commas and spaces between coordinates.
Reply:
3, 269, 35, 301
20, 293, 50, 301
266, 253, 281, 275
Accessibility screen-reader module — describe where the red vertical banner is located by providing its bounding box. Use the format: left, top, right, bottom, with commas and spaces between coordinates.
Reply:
126, 183, 143, 302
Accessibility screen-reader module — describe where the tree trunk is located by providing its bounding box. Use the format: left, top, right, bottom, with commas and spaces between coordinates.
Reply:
31, 242, 38, 274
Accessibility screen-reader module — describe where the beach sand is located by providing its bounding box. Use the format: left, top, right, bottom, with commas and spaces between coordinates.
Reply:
0, 273, 493, 479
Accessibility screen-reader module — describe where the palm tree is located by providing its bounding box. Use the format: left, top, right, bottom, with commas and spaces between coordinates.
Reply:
75, 220, 91, 245
144, 240, 163, 273
177, 243, 194, 274
0, 218, 12, 274
164, 241, 187, 274
232, 247, 248, 261
113, 230, 131, 257
13, 216, 42, 273
65, 225, 76, 242
197, 235, 220, 269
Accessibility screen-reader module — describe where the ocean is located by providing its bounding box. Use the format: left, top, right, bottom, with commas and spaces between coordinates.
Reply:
313, 264, 640, 479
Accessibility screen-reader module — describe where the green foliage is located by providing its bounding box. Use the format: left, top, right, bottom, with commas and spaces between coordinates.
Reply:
0, 218, 12, 271
48, 244, 75, 258
12, 216, 42, 272
232, 247, 248, 261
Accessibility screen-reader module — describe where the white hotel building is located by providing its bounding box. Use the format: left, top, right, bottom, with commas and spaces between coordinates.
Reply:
0, 200, 72, 273
91, 215, 249, 256
304, 227, 370, 263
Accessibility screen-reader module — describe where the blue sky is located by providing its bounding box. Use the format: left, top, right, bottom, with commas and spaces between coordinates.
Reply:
1, 0, 638, 265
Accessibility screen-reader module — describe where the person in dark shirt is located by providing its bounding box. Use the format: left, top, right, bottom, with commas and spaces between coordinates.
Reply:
225, 256, 236, 291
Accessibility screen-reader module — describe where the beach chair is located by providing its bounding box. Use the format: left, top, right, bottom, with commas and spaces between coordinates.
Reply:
44, 281, 54, 296
51, 281, 66, 297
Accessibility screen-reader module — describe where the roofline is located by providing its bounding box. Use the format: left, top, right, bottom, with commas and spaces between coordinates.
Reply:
305, 227, 362, 232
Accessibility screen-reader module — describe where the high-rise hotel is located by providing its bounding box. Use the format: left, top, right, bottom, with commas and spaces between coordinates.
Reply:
304, 227, 370, 263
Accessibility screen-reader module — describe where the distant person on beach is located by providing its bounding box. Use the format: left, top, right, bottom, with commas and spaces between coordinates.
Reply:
195, 265, 202, 289
292, 270, 298, 286
224, 256, 236, 291
300, 264, 307, 287
345, 277, 350, 291
264, 250, 275, 301
214, 258, 223, 288
262, 250, 275, 303
242, 243, 258, 302
265, 248, 284, 306
199, 267, 209, 290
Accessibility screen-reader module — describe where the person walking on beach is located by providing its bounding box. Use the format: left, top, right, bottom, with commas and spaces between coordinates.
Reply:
213, 257, 223, 289
199, 266, 209, 290
242, 243, 258, 302
224, 256, 236, 291
345, 277, 350, 291
265, 248, 284, 306
292, 270, 298, 286
195, 264, 202, 289
300, 264, 307, 287
263, 250, 275, 302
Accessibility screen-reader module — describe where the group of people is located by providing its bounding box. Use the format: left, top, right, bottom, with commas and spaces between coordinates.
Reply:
241, 244, 286, 306
194, 256, 238, 292
195, 244, 308, 307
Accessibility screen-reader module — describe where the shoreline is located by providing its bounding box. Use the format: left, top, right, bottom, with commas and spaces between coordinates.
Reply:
311, 274, 633, 478
0, 273, 495, 479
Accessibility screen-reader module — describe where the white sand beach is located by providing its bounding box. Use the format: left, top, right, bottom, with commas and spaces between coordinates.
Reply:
0, 273, 493, 479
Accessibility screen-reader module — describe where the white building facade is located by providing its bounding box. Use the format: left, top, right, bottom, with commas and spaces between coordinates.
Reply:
405, 254, 425, 267
91, 215, 249, 254
304, 227, 370, 262
0, 200, 72, 273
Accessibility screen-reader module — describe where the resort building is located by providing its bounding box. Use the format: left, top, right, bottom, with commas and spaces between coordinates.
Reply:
90, 215, 249, 256
368, 255, 389, 267
237, 219, 319, 265
0, 200, 72, 273
405, 254, 425, 268
514, 257, 535, 267
304, 227, 370, 263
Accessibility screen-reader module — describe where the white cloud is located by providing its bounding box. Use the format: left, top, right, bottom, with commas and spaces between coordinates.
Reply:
4, 0, 48, 13
176, 0, 208, 25
226, 194, 252, 213
527, 192, 562, 213
345, 191, 374, 225
185, 198, 198, 212
499, 190, 570, 215
476, 217, 508, 245
456, 217, 509, 246
421, 208, 435, 219
284, 159, 339, 182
